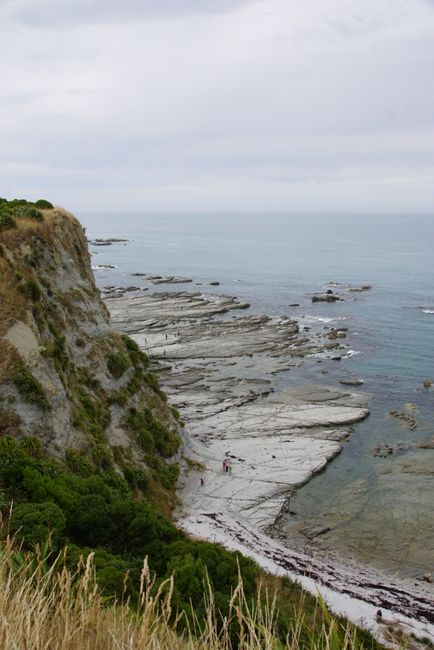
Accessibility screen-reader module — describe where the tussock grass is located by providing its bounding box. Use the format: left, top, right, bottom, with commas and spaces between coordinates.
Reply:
0, 538, 381, 650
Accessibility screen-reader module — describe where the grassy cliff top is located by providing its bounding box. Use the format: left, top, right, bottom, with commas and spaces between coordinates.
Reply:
0, 197, 54, 230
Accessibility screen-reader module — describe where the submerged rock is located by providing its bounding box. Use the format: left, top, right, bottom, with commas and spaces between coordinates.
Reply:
301, 524, 331, 539
312, 294, 341, 303
151, 276, 193, 284
339, 377, 364, 386
417, 436, 434, 449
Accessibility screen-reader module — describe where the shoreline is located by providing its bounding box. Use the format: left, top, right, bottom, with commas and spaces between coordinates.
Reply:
105, 287, 434, 646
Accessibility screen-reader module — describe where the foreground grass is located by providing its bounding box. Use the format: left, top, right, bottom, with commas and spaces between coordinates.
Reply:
0, 540, 383, 650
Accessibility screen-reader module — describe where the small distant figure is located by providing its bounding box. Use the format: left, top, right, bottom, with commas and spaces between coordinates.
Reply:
163, 350, 166, 357
228, 463, 232, 475
223, 459, 227, 472
376, 609, 383, 622
200, 477, 204, 487
165, 333, 168, 340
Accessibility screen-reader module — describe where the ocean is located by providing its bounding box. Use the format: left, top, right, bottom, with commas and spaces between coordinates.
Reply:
79, 211, 434, 581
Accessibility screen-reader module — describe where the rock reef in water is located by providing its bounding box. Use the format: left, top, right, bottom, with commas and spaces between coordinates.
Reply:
339, 377, 364, 386
312, 294, 341, 303
151, 276, 193, 285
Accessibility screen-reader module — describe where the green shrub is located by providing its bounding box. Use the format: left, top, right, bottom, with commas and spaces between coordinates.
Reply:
34, 199, 54, 209
122, 466, 150, 490
23, 207, 43, 221
124, 407, 180, 459
11, 501, 66, 550
0, 212, 16, 230
144, 373, 167, 401
17, 278, 41, 302
126, 370, 143, 396
0, 439, 262, 630
92, 444, 113, 470
32, 304, 46, 332
0, 197, 48, 226
154, 460, 180, 490
136, 428, 154, 453
43, 336, 68, 370
107, 352, 130, 379
13, 365, 50, 411
106, 390, 128, 407
121, 335, 149, 368
19, 436, 43, 458
65, 448, 94, 476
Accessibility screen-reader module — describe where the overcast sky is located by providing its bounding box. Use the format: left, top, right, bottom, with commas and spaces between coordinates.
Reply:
1, 0, 434, 213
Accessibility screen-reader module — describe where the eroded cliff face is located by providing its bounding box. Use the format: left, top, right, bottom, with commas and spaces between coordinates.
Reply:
0, 207, 179, 479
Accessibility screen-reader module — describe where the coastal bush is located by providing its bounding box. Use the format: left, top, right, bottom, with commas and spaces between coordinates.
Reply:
125, 369, 143, 395
0, 545, 385, 650
107, 351, 130, 379
16, 206, 43, 221
91, 443, 113, 470
17, 278, 42, 302
122, 466, 150, 490
144, 372, 167, 401
124, 407, 180, 458
121, 334, 149, 368
19, 436, 43, 458
75, 391, 111, 439
42, 335, 69, 370
11, 501, 66, 550
0, 407, 22, 436
0, 437, 384, 648
0, 197, 50, 226
13, 364, 51, 411
32, 304, 46, 332
65, 448, 94, 476
0, 437, 257, 617
106, 389, 128, 407
34, 199, 54, 209
152, 458, 180, 490
0, 212, 16, 230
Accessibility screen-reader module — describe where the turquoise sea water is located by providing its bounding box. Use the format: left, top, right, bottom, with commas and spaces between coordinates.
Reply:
80, 212, 434, 580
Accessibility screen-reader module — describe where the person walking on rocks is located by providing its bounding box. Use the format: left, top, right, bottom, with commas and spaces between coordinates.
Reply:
200, 477, 204, 487
222, 459, 227, 472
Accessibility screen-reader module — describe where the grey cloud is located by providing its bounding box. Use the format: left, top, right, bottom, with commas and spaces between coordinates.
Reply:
1, 0, 434, 212
1, 0, 255, 28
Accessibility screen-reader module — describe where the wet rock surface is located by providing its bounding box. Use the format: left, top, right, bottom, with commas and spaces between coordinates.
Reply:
106, 290, 368, 530
89, 237, 129, 246
339, 377, 364, 386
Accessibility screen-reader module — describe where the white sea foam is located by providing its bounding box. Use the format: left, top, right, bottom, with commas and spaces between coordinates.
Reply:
346, 350, 361, 358
303, 315, 348, 324
91, 265, 117, 270
422, 309, 434, 314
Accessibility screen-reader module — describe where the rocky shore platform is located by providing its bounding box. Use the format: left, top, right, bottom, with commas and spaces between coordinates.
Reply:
107, 291, 368, 529
106, 289, 434, 646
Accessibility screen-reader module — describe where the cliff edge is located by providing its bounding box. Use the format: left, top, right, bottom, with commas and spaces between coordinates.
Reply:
0, 201, 180, 485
